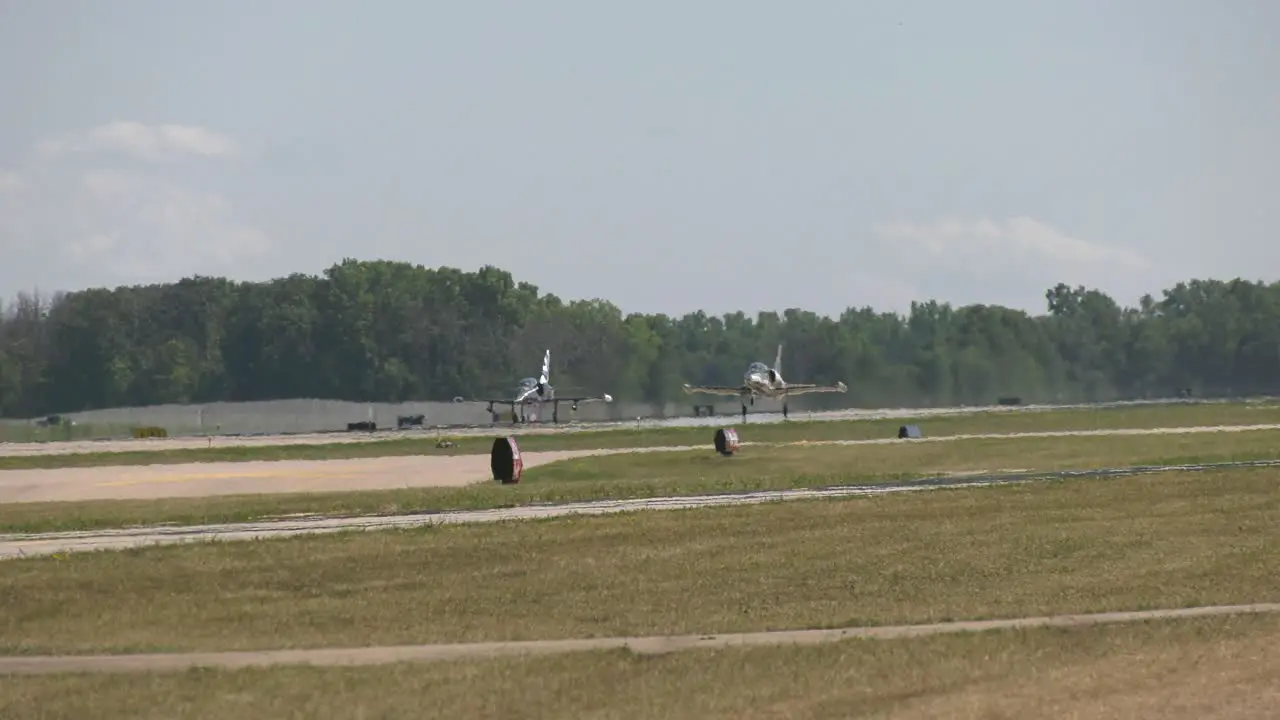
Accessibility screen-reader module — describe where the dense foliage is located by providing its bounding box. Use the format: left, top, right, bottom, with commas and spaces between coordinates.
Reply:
1, 259, 1277, 417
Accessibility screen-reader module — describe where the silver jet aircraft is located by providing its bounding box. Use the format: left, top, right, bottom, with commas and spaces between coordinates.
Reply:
480, 349, 613, 424
682, 344, 847, 421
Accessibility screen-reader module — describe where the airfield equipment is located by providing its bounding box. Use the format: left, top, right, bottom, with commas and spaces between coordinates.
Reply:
491, 436, 524, 484
714, 427, 740, 456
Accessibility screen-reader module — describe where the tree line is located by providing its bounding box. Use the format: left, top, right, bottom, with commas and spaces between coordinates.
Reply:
1, 258, 1277, 418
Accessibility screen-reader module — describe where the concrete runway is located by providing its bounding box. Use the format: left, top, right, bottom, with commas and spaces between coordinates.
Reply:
2, 423, 1279, 505
5, 458, 1278, 560
0, 396, 1248, 457
3, 602, 1277, 675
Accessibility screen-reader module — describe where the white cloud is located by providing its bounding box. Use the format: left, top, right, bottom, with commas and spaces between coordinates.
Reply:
36, 121, 239, 162
869, 216, 1156, 312
63, 171, 273, 279
0, 122, 272, 290
0, 170, 22, 192
873, 217, 1149, 269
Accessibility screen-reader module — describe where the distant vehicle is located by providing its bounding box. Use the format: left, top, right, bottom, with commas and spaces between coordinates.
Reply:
470, 349, 613, 424
682, 344, 847, 421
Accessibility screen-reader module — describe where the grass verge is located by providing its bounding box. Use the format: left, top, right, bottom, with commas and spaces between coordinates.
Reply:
1, 466, 1276, 655
2, 613, 1277, 719
3, 427, 1278, 533
5, 399, 1280, 469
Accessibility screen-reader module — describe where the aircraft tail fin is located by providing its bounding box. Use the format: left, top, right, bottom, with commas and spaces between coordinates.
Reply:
774, 344, 783, 377
539, 349, 551, 386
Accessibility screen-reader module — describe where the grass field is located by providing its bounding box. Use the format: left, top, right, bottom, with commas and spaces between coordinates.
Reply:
3, 426, 1278, 534
5, 399, 1280, 470
3, 613, 1276, 719
3, 466, 1275, 655
531, 426, 1280, 484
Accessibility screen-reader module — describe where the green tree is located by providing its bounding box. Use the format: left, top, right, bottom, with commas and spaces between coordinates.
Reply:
3, 260, 1279, 417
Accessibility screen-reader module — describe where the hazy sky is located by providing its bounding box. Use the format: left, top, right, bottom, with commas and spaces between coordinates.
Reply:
1, 0, 1276, 318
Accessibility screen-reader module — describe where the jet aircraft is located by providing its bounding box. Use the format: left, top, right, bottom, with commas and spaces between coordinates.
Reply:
478, 349, 613, 424
682, 344, 847, 421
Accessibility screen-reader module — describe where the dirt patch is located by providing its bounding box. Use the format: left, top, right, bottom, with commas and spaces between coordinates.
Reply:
0, 449, 623, 503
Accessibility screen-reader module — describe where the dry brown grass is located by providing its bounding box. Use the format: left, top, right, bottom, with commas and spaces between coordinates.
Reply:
2, 467, 1276, 656
2, 613, 1278, 719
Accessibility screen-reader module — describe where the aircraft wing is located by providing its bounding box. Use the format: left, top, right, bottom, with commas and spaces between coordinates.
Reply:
682, 383, 749, 397
779, 381, 848, 395
449, 395, 512, 406
555, 394, 614, 404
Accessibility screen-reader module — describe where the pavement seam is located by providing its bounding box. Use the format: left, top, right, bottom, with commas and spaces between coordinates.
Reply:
3, 603, 1278, 675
